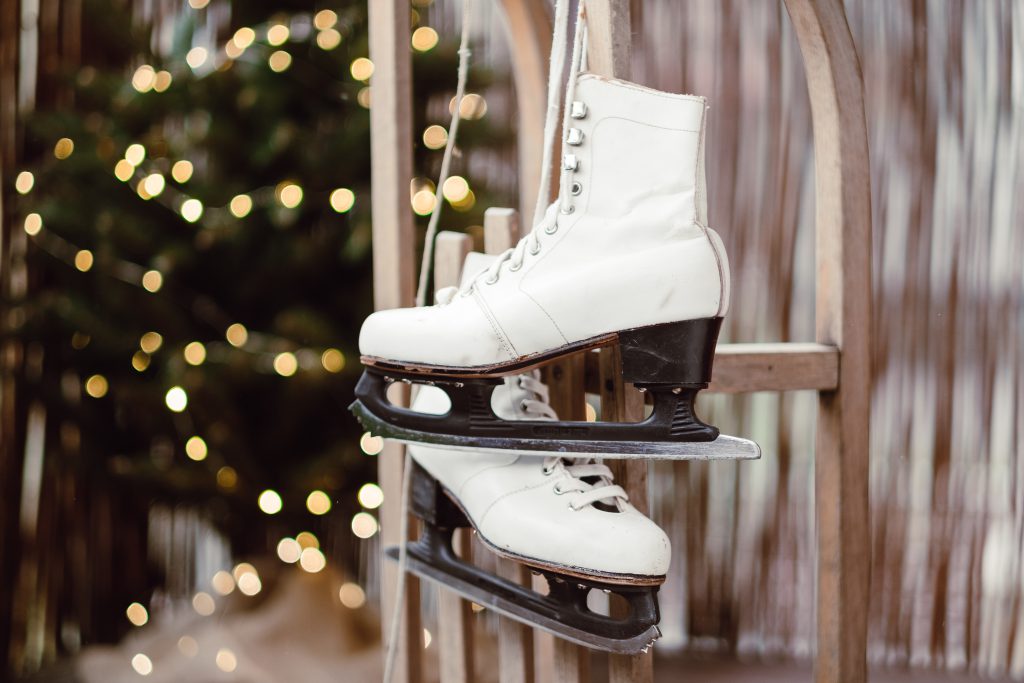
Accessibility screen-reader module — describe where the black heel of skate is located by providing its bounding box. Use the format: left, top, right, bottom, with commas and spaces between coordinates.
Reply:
409, 461, 469, 530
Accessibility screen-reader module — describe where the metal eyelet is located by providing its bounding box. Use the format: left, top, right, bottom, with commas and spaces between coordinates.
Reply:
570, 182, 582, 196
542, 466, 554, 476
559, 205, 575, 215
508, 261, 522, 272
553, 484, 565, 495
529, 243, 542, 255
484, 275, 498, 285
544, 223, 558, 235
520, 399, 530, 412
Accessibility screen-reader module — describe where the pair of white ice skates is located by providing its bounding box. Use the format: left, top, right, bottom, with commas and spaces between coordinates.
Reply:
352, 58, 759, 654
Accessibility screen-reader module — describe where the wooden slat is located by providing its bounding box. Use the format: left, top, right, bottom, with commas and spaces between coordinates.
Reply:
709, 343, 839, 393
483, 210, 536, 683
368, 1, 420, 682
783, 1, 872, 682
432, 232, 475, 683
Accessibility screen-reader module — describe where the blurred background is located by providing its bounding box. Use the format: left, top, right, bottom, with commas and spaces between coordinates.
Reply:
0, 0, 1020, 681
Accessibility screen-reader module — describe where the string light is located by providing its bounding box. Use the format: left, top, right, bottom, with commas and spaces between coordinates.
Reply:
183, 341, 206, 365
316, 29, 341, 51
191, 592, 215, 616
215, 649, 237, 673
24, 213, 42, 235
125, 144, 145, 166
358, 483, 384, 509
295, 531, 319, 549
143, 173, 166, 197
225, 323, 248, 347
351, 512, 379, 539
268, 50, 292, 72
140, 331, 163, 353
411, 26, 439, 52
451, 189, 475, 211
442, 175, 469, 202
360, 432, 384, 456
153, 70, 172, 92
306, 490, 332, 515
277, 183, 303, 208
180, 198, 203, 222
225, 39, 245, 60
350, 57, 374, 81
258, 489, 283, 514
74, 249, 94, 272
273, 352, 298, 376
237, 571, 262, 596
313, 9, 337, 29
450, 93, 487, 120
422, 124, 448, 150
211, 570, 235, 595
126, 602, 149, 627
71, 332, 91, 349
276, 538, 301, 563
186, 47, 208, 69
424, 629, 433, 649
132, 351, 150, 371
165, 386, 188, 412
187, 0, 209, 8
142, 270, 163, 292
54, 138, 74, 159
114, 159, 134, 181
232, 563, 257, 581
329, 188, 355, 213
267, 24, 289, 46
216, 466, 238, 490
233, 27, 256, 49
356, 87, 371, 108
185, 436, 208, 461
299, 547, 326, 573
132, 65, 156, 93
171, 160, 193, 183
177, 636, 198, 658
320, 348, 345, 372
131, 654, 153, 676
15, 171, 34, 194
85, 375, 108, 398
339, 583, 366, 609
411, 190, 435, 215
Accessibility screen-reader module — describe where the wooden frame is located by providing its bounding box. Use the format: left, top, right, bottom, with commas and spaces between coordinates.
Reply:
366, 0, 871, 681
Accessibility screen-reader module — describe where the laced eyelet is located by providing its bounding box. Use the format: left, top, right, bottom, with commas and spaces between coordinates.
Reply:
553, 483, 565, 495
519, 399, 530, 411
508, 261, 522, 272
484, 275, 498, 285
544, 224, 558, 235
529, 242, 542, 255
570, 182, 582, 196
542, 465, 555, 476
559, 205, 575, 215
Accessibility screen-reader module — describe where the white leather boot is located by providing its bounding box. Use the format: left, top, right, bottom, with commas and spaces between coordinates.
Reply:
407, 374, 671, 583
360, 73, 730, 372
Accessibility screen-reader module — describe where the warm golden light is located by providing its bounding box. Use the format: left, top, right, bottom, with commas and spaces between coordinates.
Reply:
153, 70, 172, 92
54, 137, 74, 159
237, 572, 262, 596
187, 0, 209, 8
411, 190, 436, 216
350, 57, 374, 81
226, 323, 248, 347
229, 194, 252, 218
424, 628, 433, 649
356, 87, 371, 108
233, 27, 256, 49
217, 466, 238, 490
351, 512, 379, 539
268, 50, 292, 73
329, 188, 355, 213
114, 159, 134, 182
225, 39, 244, 60
132, 65, 156, 92
72, 332, 90, 349
295, 531, 320, 550
177, 636, 198, 658
136, 178, 153, 200
313, 9, 337, 29
15, 171, 34, 194
339, 583, 366, 609
450, 93, 487, 120
191, 591, 215, 616
143, 173, 165, 197
126, 602, 149, 626
215, 648, 237, 673
358, 483, 384, 510
125, 143, 146, 166
273, 352, 298, 376
183, 341, 206, 365
451, 189, 476, 212
232, 563, 257, 582
442, 176, 469, 202
74, 250, 94, 272
131, 653, 153, 676
316, 28, 342, 51
132, 351, 150, 372
23, 213, 42, 235
585, 403, 597, 422
211, 570, 235, 595
276, 538, 301, 563
299, 547, 326, 573
411, 26, 439, 52
258, 489, 283, 514
140, 331, 163, 353
85, 375, 108, 398
185, 47, 208, 69
165, 386, 188, 412
321, 348, 345, 372
306, 490, 332, 515
278, 183, 303, 208
185, 436, 208, 461
360, 432, 384, 456
171, 160, 193, 183
267, 24, 290, 46
180, 198, 203, 223
142, 269, 163, 292
422, 124, 448, 150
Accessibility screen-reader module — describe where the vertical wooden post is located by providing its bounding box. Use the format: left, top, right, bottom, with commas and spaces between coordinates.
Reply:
783, 1, 872, 682
368, 2, 420, 681
432, 232, 476, 683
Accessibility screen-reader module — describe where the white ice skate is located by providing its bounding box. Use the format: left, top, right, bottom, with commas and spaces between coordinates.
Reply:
391, 374, 667, 653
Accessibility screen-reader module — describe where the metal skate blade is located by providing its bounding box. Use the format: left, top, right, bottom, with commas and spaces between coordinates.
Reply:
352, 399, 760, 460
386, 546, 661, 654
